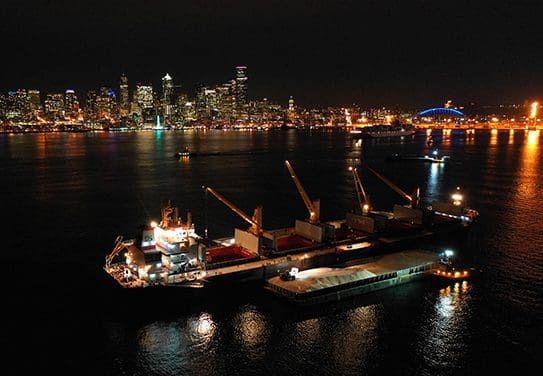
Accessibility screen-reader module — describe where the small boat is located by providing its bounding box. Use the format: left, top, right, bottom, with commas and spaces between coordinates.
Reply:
174, 148, 197, 159
387, 150, 450, 163
434, 265, 476, 280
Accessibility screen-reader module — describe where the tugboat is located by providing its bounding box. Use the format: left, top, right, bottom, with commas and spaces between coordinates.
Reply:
433, 249, 478, 280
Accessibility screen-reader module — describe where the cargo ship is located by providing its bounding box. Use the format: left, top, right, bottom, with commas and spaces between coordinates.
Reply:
104, 162, 477, 290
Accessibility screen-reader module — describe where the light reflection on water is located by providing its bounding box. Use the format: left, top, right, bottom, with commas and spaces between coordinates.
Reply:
426, 161, 444, 199
3, 129, 541, 375
417, 281, 472, 373
234, 305, 269, 353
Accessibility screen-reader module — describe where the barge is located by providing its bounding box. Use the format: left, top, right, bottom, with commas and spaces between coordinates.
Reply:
265, 249, 445, 305
350, 124, 416, 139
386, 151, 450, 163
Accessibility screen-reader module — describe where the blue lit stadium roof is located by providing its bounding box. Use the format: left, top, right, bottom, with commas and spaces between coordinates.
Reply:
418, 107, 464, 117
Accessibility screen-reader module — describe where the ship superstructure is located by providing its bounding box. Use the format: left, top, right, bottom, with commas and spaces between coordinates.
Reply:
105, 202, 203, 287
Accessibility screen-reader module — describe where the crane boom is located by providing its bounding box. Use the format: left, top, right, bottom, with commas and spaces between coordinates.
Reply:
366, 166, 416, 206
350, 167, 371, 214
284, 160, 320, 223
105, 236, 128, 269
205, 187, 262, 235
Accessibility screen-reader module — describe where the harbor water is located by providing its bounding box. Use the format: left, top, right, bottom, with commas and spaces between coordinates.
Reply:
2, 129, 541, 375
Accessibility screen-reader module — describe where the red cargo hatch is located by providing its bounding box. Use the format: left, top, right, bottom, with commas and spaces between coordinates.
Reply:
206, 245, 255, 263
276, 235, 315, 252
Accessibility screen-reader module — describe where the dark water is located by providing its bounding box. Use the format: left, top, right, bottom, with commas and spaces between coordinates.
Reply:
3, 129, 541, 375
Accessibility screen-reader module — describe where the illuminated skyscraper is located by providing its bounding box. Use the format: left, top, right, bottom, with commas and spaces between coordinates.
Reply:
161, 73, 174, 117
288, 96, 295, 112
162, 73, 173, 105
85, 90, 98, 120
44, 93, 65, 120
135, 84, 154, 109
235, 66, 248, 107
28, 90, 41, 117
4, 90, 30, 121
119, 74, 129, 116
287, 95, 296, 122
95, 87, 117, 120
215, 81, 235, 122
64, 89, 79, 118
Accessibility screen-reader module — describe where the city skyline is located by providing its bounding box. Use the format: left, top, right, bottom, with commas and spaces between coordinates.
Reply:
1, 1, 541, 107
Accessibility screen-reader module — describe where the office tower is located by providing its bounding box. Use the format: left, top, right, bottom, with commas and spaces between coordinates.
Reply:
64, 89, 79, 118
95, 87, 117, 120
44, 93, 65, 120
119, 74, 129, 116
215, 82, 235, 122
235, 66, 248, 107
135, 84, 154, 109
4, 90, 29, 120
28, 90, 41, 117
162, 73, 173, 106
85, 90, 98, 121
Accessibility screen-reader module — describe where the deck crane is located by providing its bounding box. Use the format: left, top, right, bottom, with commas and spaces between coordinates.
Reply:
349, 166, 372, 215
366, 166, 421, 208
105, 236, 133, 270
284, 160, 320, 224
205, 187, 263, 236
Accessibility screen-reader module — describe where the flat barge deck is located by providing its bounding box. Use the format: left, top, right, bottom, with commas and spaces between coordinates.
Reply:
265, 249, 441, 305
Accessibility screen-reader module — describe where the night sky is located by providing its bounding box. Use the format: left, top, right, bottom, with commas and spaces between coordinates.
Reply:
1, 0, 542, 107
